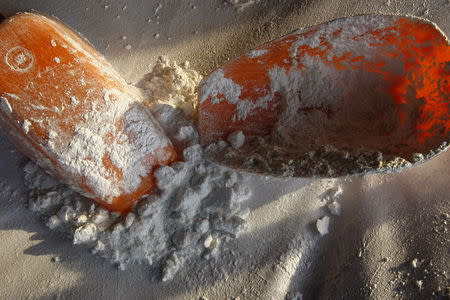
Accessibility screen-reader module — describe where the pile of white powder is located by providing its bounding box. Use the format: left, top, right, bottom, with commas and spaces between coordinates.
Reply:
25, 57, 251, 281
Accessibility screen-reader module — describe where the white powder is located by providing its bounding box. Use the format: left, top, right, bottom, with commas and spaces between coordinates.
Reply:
144, 56, 202, 117
22, 120, 31, 133
411, 258, 422, 268
227, 131, 245, 149
70, 96, 78, 105
247, 49, 267, 58
26, 58, 251, 281
316, 216, 330, 235
416, 280, 424, 289
47, 90, 172, 202
47, 130, 57, 139
51, 256, 61, 263
199, 69, 242, 105
320, 185, 343, 217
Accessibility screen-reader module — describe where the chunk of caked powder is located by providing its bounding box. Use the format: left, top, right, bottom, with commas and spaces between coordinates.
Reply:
26, 57, 251, 281
144, 56, 202, 117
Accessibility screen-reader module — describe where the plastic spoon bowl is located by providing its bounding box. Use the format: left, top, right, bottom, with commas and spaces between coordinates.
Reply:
197, 14, 450, 177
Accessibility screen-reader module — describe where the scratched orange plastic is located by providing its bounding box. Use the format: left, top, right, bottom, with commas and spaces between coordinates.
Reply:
198, 16, 450, 147
0, 13, 177, 213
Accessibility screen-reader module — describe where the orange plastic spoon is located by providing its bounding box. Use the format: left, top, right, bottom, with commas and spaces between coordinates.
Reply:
198, 14, 450, 177
0, 13, 177, 213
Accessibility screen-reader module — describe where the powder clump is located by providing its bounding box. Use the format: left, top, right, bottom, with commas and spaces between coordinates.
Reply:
144, 56, 202, 117
316, 216, 330, 235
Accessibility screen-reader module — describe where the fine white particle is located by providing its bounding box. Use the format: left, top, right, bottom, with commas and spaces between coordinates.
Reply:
51, 256, 61, 263
316, 216, 330, 235
411, 258, 420, 268
154, 3, 162, 15
227, 131, 245, 149
76, 215, 88, 225
203, 234, 218, 249
51, 40, 57, 47
162, 252, 182, 282
416, 280, 423, 289
73, 223, 98, 244
154, 33, 160, 39
70, 96, 78, 105
247, 49, 268, 58
22, 120, 31, 134
46, 215, 61, 229
53, 57, 61, 63
125, 44, 132, 50
47, 131, 58, 139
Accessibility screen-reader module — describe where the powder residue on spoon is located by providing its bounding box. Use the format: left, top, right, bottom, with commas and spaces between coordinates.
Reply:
202, 15, 450, 178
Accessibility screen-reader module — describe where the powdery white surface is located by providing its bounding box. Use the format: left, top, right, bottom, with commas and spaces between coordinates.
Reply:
49, 93, 172, 202
0, 1, 449, 299
144, 56, 202, 117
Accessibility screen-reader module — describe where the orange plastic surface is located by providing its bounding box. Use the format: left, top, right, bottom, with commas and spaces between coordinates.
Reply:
0, 13, 177, 213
